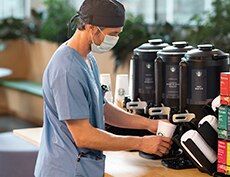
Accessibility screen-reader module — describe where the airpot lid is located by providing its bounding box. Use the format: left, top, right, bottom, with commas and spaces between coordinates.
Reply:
184, 44, 229, 60
157, 41, 194, 56
134, 39, 169, 52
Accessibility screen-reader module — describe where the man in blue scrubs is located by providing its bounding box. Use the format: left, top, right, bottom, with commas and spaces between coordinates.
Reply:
34, 0, 172, 176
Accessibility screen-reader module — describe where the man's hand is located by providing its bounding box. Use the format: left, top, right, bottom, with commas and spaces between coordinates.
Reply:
139, 135, 172, 157
147, 119, 170, 134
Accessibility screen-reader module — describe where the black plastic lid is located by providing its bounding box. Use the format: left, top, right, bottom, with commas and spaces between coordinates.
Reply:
157, 41, 194, 56
184, 44, 229, 61
134, 39, 169, 53
148, 39, 163, 45
198, 44, 214, 51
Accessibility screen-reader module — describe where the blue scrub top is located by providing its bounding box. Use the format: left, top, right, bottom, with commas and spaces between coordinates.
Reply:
34, 44, 106, 177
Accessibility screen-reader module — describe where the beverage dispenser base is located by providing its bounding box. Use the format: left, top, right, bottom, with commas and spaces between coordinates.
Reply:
161, 155, 195, 169
139, 146, 195, 169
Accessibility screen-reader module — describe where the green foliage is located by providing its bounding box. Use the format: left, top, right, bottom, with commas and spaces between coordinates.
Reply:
112, 15, 186, 69
0, 17, 38, 42
149, 22, 185, 43
0, 0, 75, 44
186, 0, 230, 52
39, 0, 75, 43
112, 14, 151, 69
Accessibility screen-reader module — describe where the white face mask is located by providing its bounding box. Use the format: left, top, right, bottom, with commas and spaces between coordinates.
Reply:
91, 27, 119, 53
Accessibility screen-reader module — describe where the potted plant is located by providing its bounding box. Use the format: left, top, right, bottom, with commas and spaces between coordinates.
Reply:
0, 17, 38, 42
0, 16, 39, 52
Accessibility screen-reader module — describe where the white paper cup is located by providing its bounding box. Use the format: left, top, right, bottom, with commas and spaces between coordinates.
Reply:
156, 121, 177, 138
114, 74, 129, 108
100, 73, 113, 103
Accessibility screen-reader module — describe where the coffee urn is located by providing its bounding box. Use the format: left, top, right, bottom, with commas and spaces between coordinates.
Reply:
130, 39, 169, 108
180, 44, 230, 123
106, 39, 169, 136
155, 41, 193, 116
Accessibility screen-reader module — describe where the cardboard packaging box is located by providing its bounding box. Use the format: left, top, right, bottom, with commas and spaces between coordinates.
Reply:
218, 106, 230, 140
221, 95, 230, 106
218, 106, 228, 130
218, 140, 227, 165
217, 163, 230, 175
220, 72, 230, 96
227, 142, 230, 166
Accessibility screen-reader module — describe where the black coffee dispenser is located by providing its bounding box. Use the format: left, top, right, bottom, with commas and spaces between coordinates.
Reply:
106, 39, 169, 136
130, 39, 169, 111
179, 44, 229, 123
155, 41, 194, 116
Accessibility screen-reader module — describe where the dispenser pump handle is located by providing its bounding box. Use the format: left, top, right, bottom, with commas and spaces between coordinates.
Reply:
172, 41, 188, 48
148, 39, 163, 45
198, 44, 214, 51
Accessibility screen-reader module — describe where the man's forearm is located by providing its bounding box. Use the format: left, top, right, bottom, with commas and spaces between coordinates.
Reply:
104, 102, 155, 131
82, 128, 142, 151
66, 119, 172, 156
66, 119, 142, 151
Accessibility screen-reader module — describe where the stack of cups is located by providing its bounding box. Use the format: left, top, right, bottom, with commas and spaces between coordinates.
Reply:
114, 74, 129, 108
100, 73, 113, 103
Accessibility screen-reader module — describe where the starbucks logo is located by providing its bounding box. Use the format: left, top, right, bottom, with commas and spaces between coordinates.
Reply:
157, 132, 164, 136
196, 71, 202, 77
118, 88, 125, 96
146, 63, 152, 69
170, 67, 176, 72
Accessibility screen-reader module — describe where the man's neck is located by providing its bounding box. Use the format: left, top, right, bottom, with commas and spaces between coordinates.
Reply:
67, 30, 91, 59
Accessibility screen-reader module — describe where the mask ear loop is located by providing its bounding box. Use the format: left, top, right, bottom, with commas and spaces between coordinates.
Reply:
67, 12, 80, 38
90, 30, 95, 46
91, 26, 101, 47
91, 26, 106, 50
89, 26, 97, 52
97, 27, 105, 37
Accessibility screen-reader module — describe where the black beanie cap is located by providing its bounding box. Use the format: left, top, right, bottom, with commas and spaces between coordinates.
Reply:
78, 0, 125, 28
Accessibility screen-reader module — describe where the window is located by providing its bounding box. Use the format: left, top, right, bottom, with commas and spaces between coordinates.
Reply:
120, 0, 212, 25
0, 0, 30, 19
59, 0, 213, 25
69, 0, 84, 9
167, 0, 212, 24
119, 0, 154, 24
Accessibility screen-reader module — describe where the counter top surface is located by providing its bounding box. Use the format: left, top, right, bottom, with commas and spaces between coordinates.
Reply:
104, 151, 209, 177
13, 127, 209, 177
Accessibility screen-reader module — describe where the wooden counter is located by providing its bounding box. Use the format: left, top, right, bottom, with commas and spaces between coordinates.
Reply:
13, 128, 209, 177
104, 151, 209, 177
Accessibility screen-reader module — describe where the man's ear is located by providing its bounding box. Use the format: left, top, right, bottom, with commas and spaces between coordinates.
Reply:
85, 24, 97, 34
